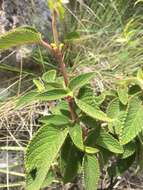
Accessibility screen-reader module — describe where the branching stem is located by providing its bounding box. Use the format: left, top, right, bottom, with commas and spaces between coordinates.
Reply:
52, 10, 59, 47
41, 8, 77, 121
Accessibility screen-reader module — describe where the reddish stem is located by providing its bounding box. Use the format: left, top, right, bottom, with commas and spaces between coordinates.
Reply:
41, 7, 78, 121
41, 40, 52, 51
54, 50, 77, 121
41, 40, 77, 121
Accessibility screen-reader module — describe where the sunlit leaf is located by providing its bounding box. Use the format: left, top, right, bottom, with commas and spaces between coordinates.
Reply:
120, 97, 143, 145
83, 154, 100, 190
42, 70, 57, 82
26, 125, 68, 190
69, 123, 84, 151
75, 98, 112, 122
0, 26, 42, 51
69, 72, 95, 91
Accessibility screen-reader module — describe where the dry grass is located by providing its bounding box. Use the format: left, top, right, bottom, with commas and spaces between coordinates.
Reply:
0, 0, 143, 189
0, 98, 47, 189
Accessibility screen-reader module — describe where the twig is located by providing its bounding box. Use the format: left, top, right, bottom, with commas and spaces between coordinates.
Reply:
41, 8, 77, 121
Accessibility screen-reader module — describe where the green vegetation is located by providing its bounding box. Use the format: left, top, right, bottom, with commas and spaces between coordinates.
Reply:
0, 0, 143, 190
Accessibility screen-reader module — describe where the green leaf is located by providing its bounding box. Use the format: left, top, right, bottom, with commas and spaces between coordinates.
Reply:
99, 148, 113, 165
40, 114, 70, 126
137, 69, 143, 81
50, 101, 69, 115
75, 98, 112, 122
96, 128, 124, 154
81, 116, 98, 129
26, 125, 68, 190
83, 154, 100, 190
78, 86, 105, 107
117, 85, 128, 105
33, 79, 45, 92
41, 171, 55, 188
78, 86, 95, 105
37, 88, 69, 101
128, 85, 141, 96
16, 90, 39, 108
107, 98, 122, 119
69, 72, 95, 91
0, 26, 42, 51
120, 97, 143, 145
60, 137, 82, 183
121, 142, 136, 159
45, 82, 63, 89
85, 129, 123, 154
107, 98, 127, 135
68, 123, 99, 154
48, 0, 65, 19
16, 88, 69, 108
69, 123, 84, 151
85, 146, 99, 154
108, 154, 135, 177
42, 70, 56, 82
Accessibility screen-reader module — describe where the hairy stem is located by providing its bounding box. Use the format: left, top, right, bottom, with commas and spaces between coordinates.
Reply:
54, 49, 77, 121
41, 8, 77, 121
54, 50, 69, 86
52, 10, 59, 46
41, 40, 52, 51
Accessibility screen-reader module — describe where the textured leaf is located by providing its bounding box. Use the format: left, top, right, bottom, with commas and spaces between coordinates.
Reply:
75, 98, 112, 122
33, 79, 45, 92
85, 129, 123, 154
83, 155, 100, 190
16, 88, 69, 108
99, 148, 113, 165
96, 128, 124, 154
81, 116, 98, 129
16, 90, 39, 108
60, 137, 82, 183
107, 98, 127, 135
69, 123, 84, 151
40, 115, 70, 126
50, 101, 69, 115
78, 86, 105, 107
37, 88, 69, 101
42, 70, 57, 82
69, 123, 99, 154
41, 171, 55, 188
108, 154, 135, 177
121, 142, 136, 159
69, 72, 95, 91
107, 98, 126, 119
45, 81, 63, 89
26, 125, 68, 190
120, 97, 143, 145
117, 85, 128, 105
0, 26, 42, 50
78, 86, 96, 106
